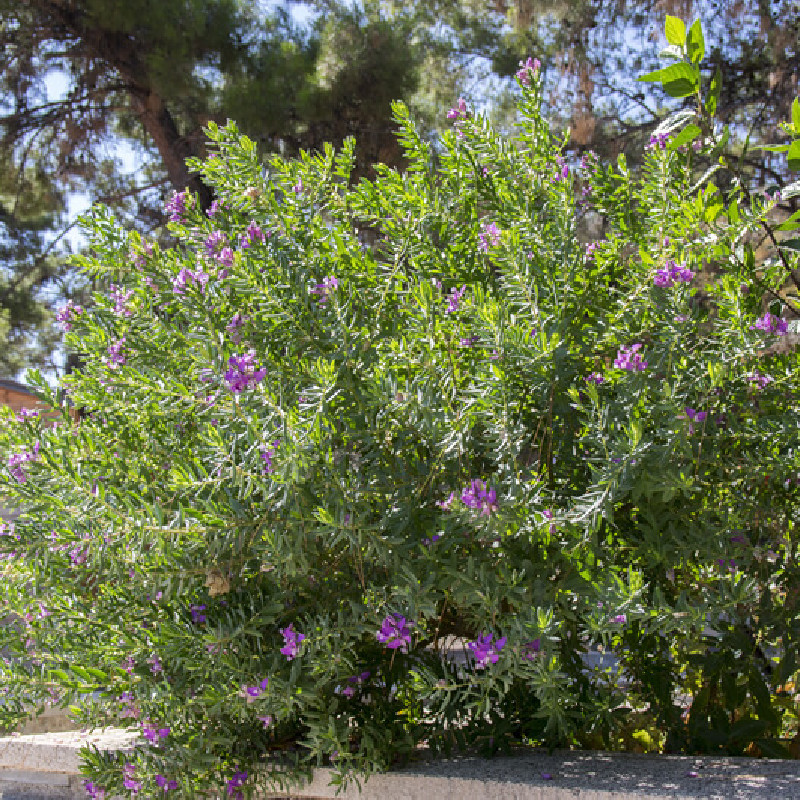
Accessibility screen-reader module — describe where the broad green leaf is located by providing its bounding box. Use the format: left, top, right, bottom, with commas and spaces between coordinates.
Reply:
686, 19, 705, 63
638, 63, 699, 98
793, 97, 800, 132
665, 15, 686, 46
668, 123, 702, 150
789, 139, 800, 171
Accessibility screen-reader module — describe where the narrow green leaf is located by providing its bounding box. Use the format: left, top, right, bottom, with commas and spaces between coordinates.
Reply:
686, 19, 705, 63
665, 15, 686, 46
668, 123, 702, 150
706, 67, 721, 116
710, 126, 730, 159
781, 180, 800, 199
792, 97, 800, 132
779, 238, 800, 252
775, 210, 800, 231
658, 44, 684, 61
788, 140, 800, 171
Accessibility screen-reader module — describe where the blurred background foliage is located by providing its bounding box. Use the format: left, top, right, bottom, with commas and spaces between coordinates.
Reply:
1, 0, 798, 376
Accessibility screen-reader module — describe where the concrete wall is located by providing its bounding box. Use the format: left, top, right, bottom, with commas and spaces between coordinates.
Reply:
1, 729, 800, 799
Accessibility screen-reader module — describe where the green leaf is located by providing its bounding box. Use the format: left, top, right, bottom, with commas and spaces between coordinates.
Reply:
710, 126, 730, 159
781, 180, 800, 199
788, 140, 800, 171
779, 238, 800, 252
686, 20, 705, 63
775, 210, 800, 231
638, 63, 699, 98
668, 123, 702, 150
706, 67, 721, 116
792, 97, 800, 132
658, 44, 684, 61
665, 15, 686, 46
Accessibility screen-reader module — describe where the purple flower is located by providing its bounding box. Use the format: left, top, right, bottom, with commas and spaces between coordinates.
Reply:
190, 604, 206, 623
147, 654, 163, 675
585, 242, 599, 259
309, 276, 338, 305
611, 614, 627, 624
122, 763, 140, 794
752, 312, 788, 336
436, 491, 455, 510
8, 443, 39, 484
164, 190, 190, 223
109, 284, 134, 317
447, 97, 468, 120
646, 132, 672, 151
653, 259, 694, 287
103, 337, 126, 370
205, 230, 226, 256
131, 241, 153, 269
684, 407, 707, 423
748, 371, 773, 389
585, 372, 604, 384
56, 300, 84, 331
226, 312, 247, 343
217, 247, 234, 268
242, 677, 269, 700
142, 722, 170, 744
292, 178, 303, 194
524, 639, 541, 659
478, 222, 501, 252
84, 780, 106, 799
553, 157, 570, 182
172, 267, 208, 295
459, 335, 479, 347
613, 343, 647, 372
279, 624, 306, 660
376, 614, 412, 652
444, 285, 467, 314
260, 440, 279, 474
258, 714, 274, 728
118, 691, 140, 719
516, 56, 541, 86
155, 775, 178, 792
207, 199, 223, 218
468, 633, 506, 669
226, 770, 248, 799
224, 351, 266, 393
343, 670, 371, 694
460, 479, 498, 515
240, 221, 266, 249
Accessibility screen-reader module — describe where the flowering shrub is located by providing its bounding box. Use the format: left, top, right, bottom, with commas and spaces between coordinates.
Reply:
2, 15, 800, 797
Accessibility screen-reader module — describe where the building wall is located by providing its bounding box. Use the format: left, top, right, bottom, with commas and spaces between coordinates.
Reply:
0, 384, 45, 415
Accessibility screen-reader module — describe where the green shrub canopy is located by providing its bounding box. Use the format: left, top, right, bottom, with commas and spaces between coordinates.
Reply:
2, 22, 800, 798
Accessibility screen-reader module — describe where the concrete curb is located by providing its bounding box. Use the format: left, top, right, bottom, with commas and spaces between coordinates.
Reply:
1, 728, 800, 799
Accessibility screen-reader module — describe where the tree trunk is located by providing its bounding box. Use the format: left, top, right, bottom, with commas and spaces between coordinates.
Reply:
31, 0, 214, 209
